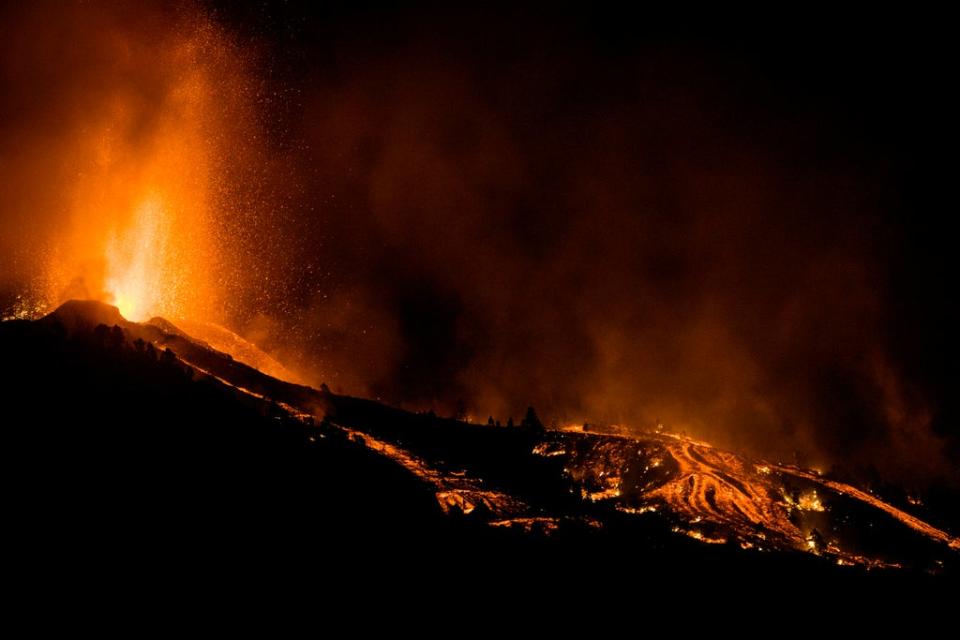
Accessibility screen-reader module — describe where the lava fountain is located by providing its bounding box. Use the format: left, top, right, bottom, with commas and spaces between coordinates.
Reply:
0, 2, 305, 383
104, 195, 169, 321
25, 6, 257, 329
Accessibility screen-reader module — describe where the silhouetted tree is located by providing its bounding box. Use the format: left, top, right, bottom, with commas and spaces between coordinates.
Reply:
487, 416, 496, 427
506, 417, 515, 429
161, 347, 177, 366
145, 343, 157, 361
93, 323, 110, 346
133, 338, 145, 353
108, 325, 124, 349
521, 406, 544, 432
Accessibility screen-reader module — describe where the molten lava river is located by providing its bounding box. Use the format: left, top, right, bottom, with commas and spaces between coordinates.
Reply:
531, 427, 960, 569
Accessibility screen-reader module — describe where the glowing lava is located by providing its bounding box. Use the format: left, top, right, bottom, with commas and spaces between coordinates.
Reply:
537, 427, 960, 568
105, 195, 170, 321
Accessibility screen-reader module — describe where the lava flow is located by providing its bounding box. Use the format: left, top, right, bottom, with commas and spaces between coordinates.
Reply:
5, 298, 959, 576
537, 426, 960, 569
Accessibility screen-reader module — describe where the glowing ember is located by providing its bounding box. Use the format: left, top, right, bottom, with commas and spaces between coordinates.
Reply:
582, 485, 622, 502
797, 490, 825, 512
673, 527, 727, 545
1, 295, 46, 321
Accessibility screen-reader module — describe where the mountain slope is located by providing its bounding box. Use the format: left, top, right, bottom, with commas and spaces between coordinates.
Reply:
2, 299, 957, 586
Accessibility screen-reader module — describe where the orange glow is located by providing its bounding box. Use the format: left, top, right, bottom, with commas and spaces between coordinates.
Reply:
797, 490, 825, 512
536, 428, 959, 566
105, 195, 172, 320
40, 18, 242, 328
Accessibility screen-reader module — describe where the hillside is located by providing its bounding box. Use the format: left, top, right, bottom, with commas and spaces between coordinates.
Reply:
2, 300, 956, 591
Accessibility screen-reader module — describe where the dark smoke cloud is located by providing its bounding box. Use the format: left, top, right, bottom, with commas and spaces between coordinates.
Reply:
250, 7, 957, 486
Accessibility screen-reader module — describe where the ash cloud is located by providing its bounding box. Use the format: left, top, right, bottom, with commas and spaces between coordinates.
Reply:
266, 8, 956, 487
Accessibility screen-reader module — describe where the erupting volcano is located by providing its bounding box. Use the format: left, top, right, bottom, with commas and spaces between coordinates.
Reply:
1, 0, 957, 594
2, 1, 261, 330
103, 194, 186, 322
